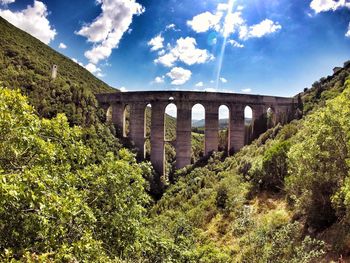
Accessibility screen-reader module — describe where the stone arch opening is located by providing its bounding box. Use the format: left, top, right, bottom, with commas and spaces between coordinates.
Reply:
106, 105, 113, 123
144, 103, 152, 159
123, 104, 130, 137
164, 103, 177, 178
218, 105, 230, 153
266, 106, 275, 129
191, 103, 205, 163
244, 105, 253, 145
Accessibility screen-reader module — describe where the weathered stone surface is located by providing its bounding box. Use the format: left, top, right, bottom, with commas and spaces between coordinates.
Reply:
176, 102, 192, 169
96, 91, 296, 174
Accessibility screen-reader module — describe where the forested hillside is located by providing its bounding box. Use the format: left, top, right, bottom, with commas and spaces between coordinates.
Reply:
0, 17, 114, 127
2, 62, 350, 261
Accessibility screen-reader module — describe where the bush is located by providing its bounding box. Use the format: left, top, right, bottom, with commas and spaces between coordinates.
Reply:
286, 83, 350, 229
251, 140, 291, 192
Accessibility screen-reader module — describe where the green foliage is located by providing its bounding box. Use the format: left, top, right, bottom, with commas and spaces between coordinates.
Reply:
286, 83, 350, 229
301, 63, 350, 115
0, 88, 152, 261
238, 222, 325, 263
0, 17, 114, 127
251, 140, 291, 191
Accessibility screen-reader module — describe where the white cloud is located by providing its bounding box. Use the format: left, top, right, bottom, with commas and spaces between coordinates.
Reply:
241, 88, 252, 93
0, 0, 56, 44
165, 23, 180, 31
166, 67, 192, 85
76, 0, 144, 64
187, 11, 222, 33
85, 63, 102, 75
73, 59, 105, 78
195, 81, 204, 87
227, 39, 244, 48
346, 23, 350, 37
187, 3, 281, 41
310, 0, 350, 13
166, 23, 175, 30
155, 37, 214, 67
58, 42, 67, 49
240, 19, 281, 40
97, 72, 105, 77
220, 77, 228, 83
222, 11, 245, 37
153, 76, 165, 84
196, 87, 234, 93
0, 0, 15, 5
120, 87, 127, 92
158, 49, 165, 56
148, 34, 164, 51
155, 52, 178, 67
71, 58, 84, 67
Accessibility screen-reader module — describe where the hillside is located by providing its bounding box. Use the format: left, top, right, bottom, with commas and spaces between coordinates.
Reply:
147, 62, 350, 261
0, 17, 115, 126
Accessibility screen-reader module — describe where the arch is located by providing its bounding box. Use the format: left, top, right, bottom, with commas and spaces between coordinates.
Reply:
164, 103, 177, 141
266, 106, 275, 128
244, 105, 253, 145
144, 103, 152, 159
191, 103, 205, 163
106, 105, 113, 123
164, 103, 177, 178
123, 104, 130, 137
218, 105, 230, 153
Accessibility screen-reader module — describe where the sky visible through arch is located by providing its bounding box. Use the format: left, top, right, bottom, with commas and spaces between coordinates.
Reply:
0, 0, 350, 119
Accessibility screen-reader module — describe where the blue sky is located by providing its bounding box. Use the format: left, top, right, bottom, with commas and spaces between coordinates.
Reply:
0, 0, 349, 99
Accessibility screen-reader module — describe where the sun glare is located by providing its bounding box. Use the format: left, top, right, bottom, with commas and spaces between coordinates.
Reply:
216, 0, 235, 90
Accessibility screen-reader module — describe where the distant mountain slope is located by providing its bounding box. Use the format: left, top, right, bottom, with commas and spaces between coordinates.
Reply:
192, 118, 252, 128
0, 17, 115, 126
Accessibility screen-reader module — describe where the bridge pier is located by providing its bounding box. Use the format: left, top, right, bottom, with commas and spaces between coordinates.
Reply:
229, 104, 245, 153
176, 102, 192, 169
151, 103, 166, 175
130, 103, 146, 158
205, 103, 219, 155
111, 102, 124, 134
251, 105, 267, 141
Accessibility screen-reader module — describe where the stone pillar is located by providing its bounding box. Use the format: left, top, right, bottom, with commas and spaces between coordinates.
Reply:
229, 104, 245, 153
111, 102, 124, 135
176, 102, 192, 169
253, 105, 265, 121
205, 103, 219, 155
130, 103, 146, 158
275, 105, 289, 124
151, 103, 166, 174
252, 105, 267, 141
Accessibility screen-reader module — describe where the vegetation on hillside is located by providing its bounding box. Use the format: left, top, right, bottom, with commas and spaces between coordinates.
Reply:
2, 12, 350, 262
0, 85, 328, 263
0, 17, 114, 127
0, 88, 151, 261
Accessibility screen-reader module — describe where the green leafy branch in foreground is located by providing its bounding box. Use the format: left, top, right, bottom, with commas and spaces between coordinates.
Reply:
0, 87, 154, 262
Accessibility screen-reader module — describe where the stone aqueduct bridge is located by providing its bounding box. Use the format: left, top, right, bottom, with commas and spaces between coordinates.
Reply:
96, 91, 296, 174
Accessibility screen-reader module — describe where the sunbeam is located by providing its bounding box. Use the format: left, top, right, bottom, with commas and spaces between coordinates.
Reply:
216, 0, 235, 90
